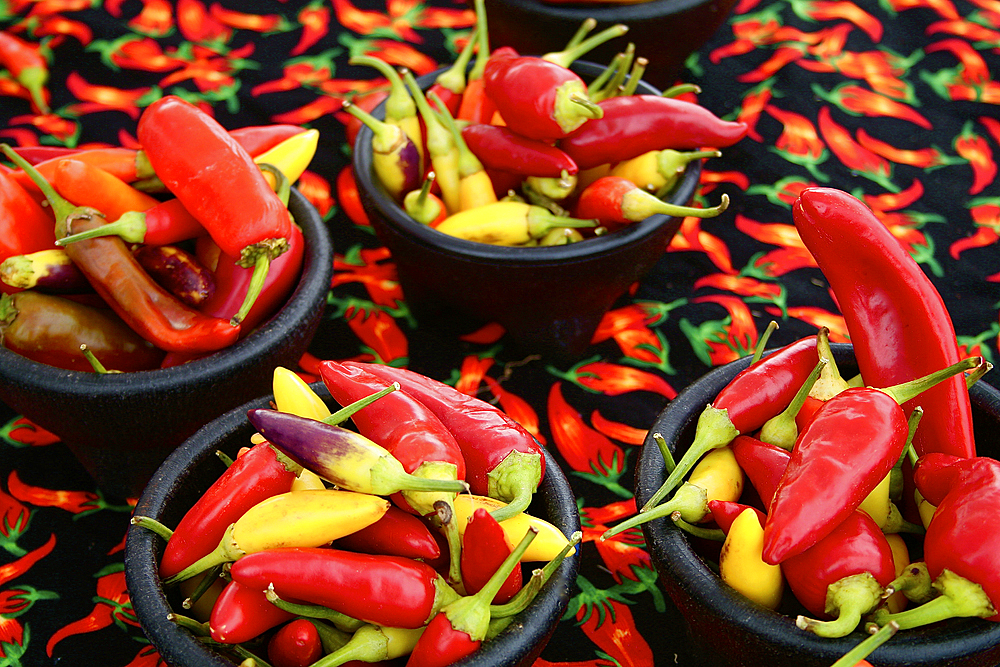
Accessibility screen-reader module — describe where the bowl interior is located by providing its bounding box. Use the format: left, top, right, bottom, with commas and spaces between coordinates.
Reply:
0, 187, 333, 499
353, 61, 701, 359
125, 383, 582, 667
635, 343, 1000, 667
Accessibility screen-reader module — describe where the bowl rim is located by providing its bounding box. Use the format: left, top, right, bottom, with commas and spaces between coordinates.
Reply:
125, 382, 582, 667
352, 60, 702, 267
0, 187, 333, 393
635, 342, 1000, 665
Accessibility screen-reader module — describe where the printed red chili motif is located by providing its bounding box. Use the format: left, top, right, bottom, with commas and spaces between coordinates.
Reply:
793, 187, 976, 459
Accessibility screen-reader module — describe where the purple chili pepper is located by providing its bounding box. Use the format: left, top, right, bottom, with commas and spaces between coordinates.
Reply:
0, 248, 91, 293
343, 100, 422, 201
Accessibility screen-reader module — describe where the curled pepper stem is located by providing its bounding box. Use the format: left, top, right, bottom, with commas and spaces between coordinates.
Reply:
883, 562, 935, 604
672, 515, 725, 541
829, 621, 899, 667
266, 584, 366, 633
796, 572, 884, 638
181, 566, 223, 610
867, 569, 996, 631
640, 405, 739, 512
603, 482, 708, 540
661, 83, 702, 98
232, 237, 290, 326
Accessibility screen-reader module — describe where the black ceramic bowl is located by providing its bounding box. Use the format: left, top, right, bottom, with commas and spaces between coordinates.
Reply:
635, 342, 1000, 667
0, 188, 333, 500
354, 61, 701, 360
125, 383, 582, 667
482, 0, 739, 89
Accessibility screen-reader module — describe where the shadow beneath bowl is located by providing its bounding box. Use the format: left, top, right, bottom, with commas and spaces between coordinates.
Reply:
635, 343, 1000, 667
125, 383, 582, 667
0, 188, 333, 500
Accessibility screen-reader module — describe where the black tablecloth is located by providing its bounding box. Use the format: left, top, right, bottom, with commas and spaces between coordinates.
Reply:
1, 0, 999, 665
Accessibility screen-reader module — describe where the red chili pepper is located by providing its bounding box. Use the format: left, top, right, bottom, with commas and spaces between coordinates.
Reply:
559, 95, 749, 171
209, 579, 296, 644
346, 362, 544, 522
0, 31, 50, 114
763, 357, 977, 565
335, 504, 441, 561
460, 508, 521, 604
157, 442, 301, 578
911, 451, 966, 506
267, 618, 324, 667
137, 96, 293, 325
456, 0, 496, 124
193, 221, 304, 334
461, 124, 578, 178
730, 434, 791, 511
406, 528, 536, 667
229, 547, 461, 629
0, 291, 166, 372
793, 187, 976, 459
707, 499, 767, 534
228, 124, 309, 157
875, 456, 1000, 629
52, 158, 160, 222
574, 175, 729, 227
642, 335, 819, 511
56, 197, 206, 247
0, 168, 55, 267
783, 510, 896, 637
483, 46, 603, 142
12, 147, 149, 194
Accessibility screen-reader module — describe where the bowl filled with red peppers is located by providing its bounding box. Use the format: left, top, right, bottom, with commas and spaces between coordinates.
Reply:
352, 43, 745, 360
124, 362, 581, 667
0, 99, 334, 500
614, 187, 1000, 667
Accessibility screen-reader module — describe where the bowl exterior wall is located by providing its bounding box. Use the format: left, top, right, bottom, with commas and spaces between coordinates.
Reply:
0, 188, 333, 500
636, 343, 1000, 667
482, 0, 739, 89
125, 384, 581, 667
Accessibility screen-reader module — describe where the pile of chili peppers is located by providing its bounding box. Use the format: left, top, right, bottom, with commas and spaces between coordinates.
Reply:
352, 1, 746, 247
0, 99, 318, 372
134, 362, 579, 667
603, 186, 999, 662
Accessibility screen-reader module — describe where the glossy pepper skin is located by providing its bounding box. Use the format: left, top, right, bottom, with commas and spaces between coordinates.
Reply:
158, 442, 300, 578
0, 248, 90, 293
230, 547, 460, 629
460, 508, 521, 604
53, 158, 160, 222
642, 336, 818, 511
209, 579, 296, 644
267, 618, 324, 667
793, 187, 974, 459
762, 387, 910, 565
346, 362, 545, 522
318, 361, 466, 515
461, 124, 578, 177
55, 198, 206, 247
0, 169, 55, 270
137, 96, 292, 324
336, 504, 442, 561
0, 291, 165, 372
559, 95, 749, 171
483, 47, 602, 142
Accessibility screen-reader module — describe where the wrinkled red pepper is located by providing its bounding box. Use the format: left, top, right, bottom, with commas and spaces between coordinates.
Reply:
793, 187, 975, 459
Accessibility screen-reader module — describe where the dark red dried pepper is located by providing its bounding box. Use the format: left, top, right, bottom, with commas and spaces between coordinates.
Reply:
559, 95, 749, 171
793, 187, 975, 459
137, 96, 293, 325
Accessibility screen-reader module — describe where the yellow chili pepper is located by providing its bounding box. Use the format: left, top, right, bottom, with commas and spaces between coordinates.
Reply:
273, 366, 331, 421
915, 489, 936, 529
430, 90, 497, 212
350, 55, 423, 171
609, 149, 719, 195
405, 70, 460, 215
435, 200, 596, 246
602, 445, 744, 540
164, 489, 390, 584
318, 624, 425, 665
858, 472, 892, 529
254, 128, 319, 183
719, 507, 785, 610
451, 494, 571, 563
884, 533, 910, 614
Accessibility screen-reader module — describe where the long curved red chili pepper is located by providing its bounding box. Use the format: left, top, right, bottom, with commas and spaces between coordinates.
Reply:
158, 442, 301, 578
229, 547, 461, 629
461, 124, 578, 178
792, 187, 975, 459
137, 96, 293, 325
574, 175, 729, 227
460, 508, 521, 604
483, 47, 603, 142
346, 361, 544, 522
642, 335, 818, 511
335, 504, 441, 561
56, 197, 206, 247
0, 168, 55, 267
783, 510, 896, 637
13, 147, 149, 194
559, 95, 749, 170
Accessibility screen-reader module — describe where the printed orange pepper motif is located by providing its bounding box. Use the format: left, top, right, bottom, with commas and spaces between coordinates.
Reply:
575, 592, 654, 667
590, 411, 646, 446
455, 355, 494, 396
855, 128, 960, 169
62, 72, 153, 119
553, 360, 677, 400
954, 121, 996, 194
46, 568, 138, 658
763, 305, 851, 341
787, 0, 883, 41
0, 485, 30, 556
548, 382, 625, 477
667, 216, 736, 274
813, 82, 932, 128
334, 246, 404, 307
482, 375, 546, 445
950, 201, 1000, 260
735, 80, 774, 142
128, 0, 174, 36
343, 302, 409, 364
6, 471, 121, 516
209, 4, 288, 32
1, 417, 59, 447
581, 500, 652, 580
884, 0, 960, 19
684, 294, 759, 365
35, 15, 93, 45
297, 170, 335, 218
817, 106, 898, 192
176, 0, 232, 43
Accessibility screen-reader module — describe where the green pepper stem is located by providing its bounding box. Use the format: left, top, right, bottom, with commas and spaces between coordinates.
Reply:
265, 584, 366, 633
603, 482, 707, 540
759, 358, 826, 451
881, 356, 984, 406
884, 562, 934, 604
563, 18, 596, 51
796, 572, 884, 638
181, 566, 223, 610
434, 24, 478, 95
640, 405, 739, 512
869, 569, 996, 630
349, 55, 416, 125
232, 237, 290, 326
486, 449, 542, 523
751, 321, 779, 364
55, 210, 148, 245
543, 23, 629, 69
829, 621, 899, 667
322, 383, 399, 426
672, 516, 726, 541
131, 515, 174, 541
661, 83, 702, 98
491, 531, 581, 621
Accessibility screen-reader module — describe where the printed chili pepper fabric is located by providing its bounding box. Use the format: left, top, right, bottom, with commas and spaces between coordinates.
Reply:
1, 0, 998, 664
